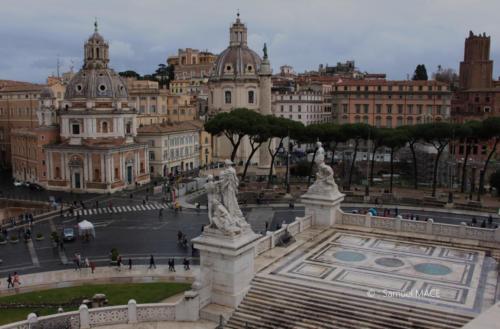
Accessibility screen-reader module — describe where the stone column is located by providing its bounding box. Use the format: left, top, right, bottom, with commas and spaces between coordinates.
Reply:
301, 186, 345, 227
258, 57, 272, 169
192, 228, 261, 309
128, 299, 137, 324
79, 304, 90, 329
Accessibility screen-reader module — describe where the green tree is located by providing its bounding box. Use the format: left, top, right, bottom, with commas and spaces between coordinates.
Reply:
241, 114, 271, 180
454, 121, 480, 193
412, 64, 428, 81
204, 108, 258, 162
154, 64, 169, 88
368, 127, 385, 185
477, 117, 500, 200
384, 130, 408, 193
341, 123, 371, 190
399, 125, 421, 189
119, 70, 141, 79
265, 116, 304, 187
489, 170, 500, 196
420, 122, 455, 197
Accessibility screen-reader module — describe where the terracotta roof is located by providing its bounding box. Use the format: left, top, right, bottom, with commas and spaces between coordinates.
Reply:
0, 80, 46, 92
137, 120, 203, 134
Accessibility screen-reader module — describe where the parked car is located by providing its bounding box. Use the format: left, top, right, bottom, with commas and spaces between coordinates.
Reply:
63, 228, 75, 241
13, 180, 23, 187
30, 183, 44, 191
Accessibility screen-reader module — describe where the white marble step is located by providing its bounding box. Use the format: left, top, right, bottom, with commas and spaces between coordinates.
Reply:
226, 276, 473, 329
252, 277, 473, 326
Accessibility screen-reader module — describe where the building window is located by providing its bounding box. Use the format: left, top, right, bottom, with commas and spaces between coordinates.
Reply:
55, 167, 61, 178
375, 116, 381, 128
72, 124, 80, 135
398, 105, 403, 114
355, 104, 361, 114
363, 104, 369, 114
386, 116, 392, 128
386, 104, 392, 114
225, 91, 231, 104
298, 105, 301, 112
94, 169, 100, 181
140, 162, 145, 173
102, 121, 108, 133
126, 122, 132, 134
248, 90, 255, 104
149, 151, 155, 160
376, 104, 382, 114
114, 168, 119, 180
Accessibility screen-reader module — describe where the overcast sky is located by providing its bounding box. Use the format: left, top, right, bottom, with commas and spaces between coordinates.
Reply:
1, 0, 499, 83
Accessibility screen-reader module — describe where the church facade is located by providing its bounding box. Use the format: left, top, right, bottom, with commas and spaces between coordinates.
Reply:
44, 23, 150, 193
207, 15, 272, 167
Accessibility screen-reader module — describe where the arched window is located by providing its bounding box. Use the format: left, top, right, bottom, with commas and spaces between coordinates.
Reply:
225, 91, 232, 104
248, 90, 255, 104
102, 121, 108, 133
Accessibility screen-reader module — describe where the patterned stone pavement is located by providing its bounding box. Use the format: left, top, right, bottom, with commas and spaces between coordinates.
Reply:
264, 231, 498, 314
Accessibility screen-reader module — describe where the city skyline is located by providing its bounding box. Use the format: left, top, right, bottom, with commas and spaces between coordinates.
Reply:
1, 0, 500, 82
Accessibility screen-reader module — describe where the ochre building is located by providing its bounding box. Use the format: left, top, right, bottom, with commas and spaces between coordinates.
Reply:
44, 24, 150, 193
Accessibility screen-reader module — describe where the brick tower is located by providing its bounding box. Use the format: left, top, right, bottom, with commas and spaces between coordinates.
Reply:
459, 31, 493, 90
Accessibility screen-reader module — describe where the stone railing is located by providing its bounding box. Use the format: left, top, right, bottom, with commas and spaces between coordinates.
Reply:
255, 214, 313, 256
337, 210, 500, 243
0, 297, 197, 329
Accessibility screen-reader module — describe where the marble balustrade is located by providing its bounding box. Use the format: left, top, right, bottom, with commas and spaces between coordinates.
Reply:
338, 210, 500, 243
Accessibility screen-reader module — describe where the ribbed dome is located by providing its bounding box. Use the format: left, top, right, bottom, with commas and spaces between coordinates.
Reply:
210, 15, 262, 81
212, 46, 262, 80
65, 68, 128, 100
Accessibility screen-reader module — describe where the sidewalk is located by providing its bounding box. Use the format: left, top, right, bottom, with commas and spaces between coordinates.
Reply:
0, 265, 197, 296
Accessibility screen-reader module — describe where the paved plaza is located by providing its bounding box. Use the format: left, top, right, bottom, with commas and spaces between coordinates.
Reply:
264, 231, 498, 314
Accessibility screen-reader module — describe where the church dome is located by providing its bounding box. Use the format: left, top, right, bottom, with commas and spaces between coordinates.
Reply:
210, 14, 262, 81
212, 46, 262, 80
64, 22, 128, 101
65, 69, 128, 100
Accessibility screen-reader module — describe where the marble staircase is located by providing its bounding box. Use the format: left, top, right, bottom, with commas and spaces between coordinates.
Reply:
225, 276, 475, 329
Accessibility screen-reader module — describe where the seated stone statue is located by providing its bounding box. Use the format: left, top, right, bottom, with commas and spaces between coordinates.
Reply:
204, 164, 249, 235
307, 141, 340, 195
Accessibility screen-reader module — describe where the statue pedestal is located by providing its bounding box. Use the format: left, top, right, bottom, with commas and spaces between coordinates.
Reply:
301, 188, 345, 227
192, 227, 261, 309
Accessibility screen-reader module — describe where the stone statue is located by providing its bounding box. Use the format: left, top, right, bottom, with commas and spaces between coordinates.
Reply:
307, 141, 339, 195
263, 43, 268, 59
204, 160, 248, 235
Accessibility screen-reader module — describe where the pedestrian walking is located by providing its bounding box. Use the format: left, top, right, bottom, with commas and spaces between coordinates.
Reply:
265, 221, 269, 231
158, 209, 163, 219
143, 199, 146, 206
85, 257, 90, 268
90, 261, 96, 274
128, 258, 132, 270
59, 240, 64, 251
149, 255, 156, 269
13, 272, 20, 292
183, 258, 190, 270
95, 200, 99, 208
117, 255, 122, 271
488, 215, 493, 226
168, 258, 176, 272
7, 273, 13, 288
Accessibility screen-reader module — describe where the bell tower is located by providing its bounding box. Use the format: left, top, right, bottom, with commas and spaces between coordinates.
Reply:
229, 12, 247, 47
83, 19, 110, 69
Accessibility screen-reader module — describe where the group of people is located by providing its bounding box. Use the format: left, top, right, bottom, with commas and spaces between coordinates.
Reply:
167, 258, 190, 272
177, 231, 188, 248
5, 272, 21, 291
73, 253, 96, 273
470, 215, 497, 228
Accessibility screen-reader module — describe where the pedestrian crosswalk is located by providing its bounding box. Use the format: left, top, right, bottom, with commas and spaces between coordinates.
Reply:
64, 203, 170, 217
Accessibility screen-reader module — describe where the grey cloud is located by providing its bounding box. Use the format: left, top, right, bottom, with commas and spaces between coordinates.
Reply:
1, 0, 500, 82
